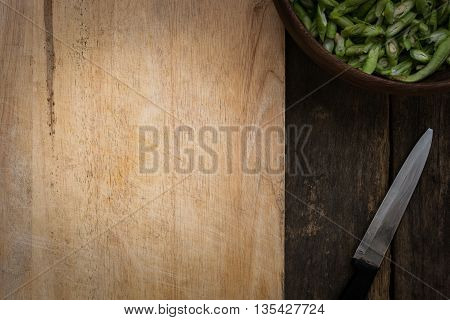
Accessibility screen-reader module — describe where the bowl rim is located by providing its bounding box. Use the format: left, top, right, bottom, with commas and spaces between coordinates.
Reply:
274, 0, 450, 95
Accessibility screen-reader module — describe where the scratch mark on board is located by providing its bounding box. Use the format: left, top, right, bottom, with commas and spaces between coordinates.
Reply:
44, 0, 56, 136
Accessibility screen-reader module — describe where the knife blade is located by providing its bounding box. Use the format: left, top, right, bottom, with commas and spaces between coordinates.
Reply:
341, 128, 433, 299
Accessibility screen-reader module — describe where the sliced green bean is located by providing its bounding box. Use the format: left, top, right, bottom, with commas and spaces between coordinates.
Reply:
410, 49, 431, 63
324, 39, 335, 52
393, 0, 415, 19
332, 15, 355, 28
362, 25, 385, 37
326, 21, 338, 39
345, 43, 373, 55
384, 1, 395, 24
342, 23, 366, 37
386, 38, 400, 66
390, 59, 414, 76
418, 22, 430, 36
335, 33, 346, 57
386, 12, 417, 37
362, 45, 381, 74
293, 2, 313, 31
376, 57, 391, 74
375, 0, 389, 18
316, 4, 328, 41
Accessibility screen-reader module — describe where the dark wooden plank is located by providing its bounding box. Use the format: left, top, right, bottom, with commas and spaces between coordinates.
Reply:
390, 95, 450, 299
285, 34, 390, 299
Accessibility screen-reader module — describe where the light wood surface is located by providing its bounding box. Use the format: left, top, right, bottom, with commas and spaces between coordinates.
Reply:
0, 0, 284, 299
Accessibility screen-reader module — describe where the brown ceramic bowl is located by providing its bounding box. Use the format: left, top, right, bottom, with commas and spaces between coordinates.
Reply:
273, 0, 450, 95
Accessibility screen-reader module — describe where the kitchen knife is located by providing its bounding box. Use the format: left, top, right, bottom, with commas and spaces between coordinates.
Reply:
340, 128, 433, 300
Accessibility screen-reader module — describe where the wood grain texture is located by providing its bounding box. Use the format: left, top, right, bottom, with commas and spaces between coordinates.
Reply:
285, 32, 449, 299
0, 0, 35, 300
390, 96, 450, 299
0, 0, 285, 299
285, 35, 390, 299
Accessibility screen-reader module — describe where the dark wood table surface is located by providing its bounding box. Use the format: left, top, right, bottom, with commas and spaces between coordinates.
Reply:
285, 34, 449, 299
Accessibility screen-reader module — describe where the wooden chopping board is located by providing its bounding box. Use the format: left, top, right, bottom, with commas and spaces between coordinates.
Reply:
0, 0, 284, 299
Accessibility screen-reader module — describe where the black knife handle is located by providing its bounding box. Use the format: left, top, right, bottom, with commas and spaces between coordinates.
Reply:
340, 259, 379, 300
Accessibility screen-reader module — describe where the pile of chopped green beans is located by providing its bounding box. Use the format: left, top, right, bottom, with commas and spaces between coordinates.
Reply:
291, 0, 450, 82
